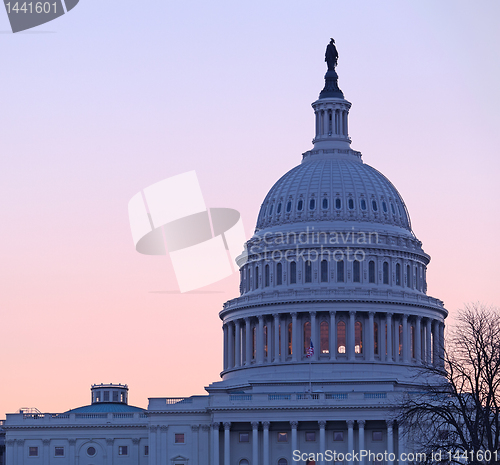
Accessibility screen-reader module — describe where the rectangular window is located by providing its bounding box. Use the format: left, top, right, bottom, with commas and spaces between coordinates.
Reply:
54, 447, 64, 457
113, 391, 119, 402
305, 432, 316, 441
333, 431, 344, 441
277, 432, 288, 443
144, 445, 149, 456
103, 391, 109, 401
118, 446, 128, 456
29, 447, 39, 457
239, 432, 249, 443
174, 433, 185, 444
372, 431, 383, 441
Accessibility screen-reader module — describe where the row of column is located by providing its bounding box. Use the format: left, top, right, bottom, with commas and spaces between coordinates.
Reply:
223, 311, 445, 371
211, 420, 405, 465
148, 425, 204, 465
315, 108, 349, 137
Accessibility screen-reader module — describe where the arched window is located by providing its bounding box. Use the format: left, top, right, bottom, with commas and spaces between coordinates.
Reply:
265, 264, 270, 287
303, 321, 311, 355
246, 268, 251, 292
297, 199, 303, 211
305, 260, 312, 283
410, 325, 415, 359
355, 321, 363, 354
277, 202, 282, 214
337, 321, 346, 354
276, 263, 283, 285
360, 199, 367, 210
288, 322, 293, 355
369, 261, 375, 283
372, 200, 378, 211
321, 260, 328, 282
240, 269, 244, 294
337, 260, 344, 282
286, 201, 292, 212
391, 203, 396, 215
290, 261, 297, 284
407, 264, 411, 288
396, 263, 401, 286
268, 204, 273, 216
320, 321, 329, 354
264, 325, 268, 357
383, 262, 389, 285
382, 201, 388, 213
348, 198, 354, 210
309, 198, 316, 210
322, 198, 329, 209
399, 324, 403, 355
278, 459, 288, 465
353, 260, 361, 283
252, 326, 256, 359
416, 266, 420, 290
374, 322, 379, 355
240, 460, 250, 465
335, 198, 341, 209
255, 266, 259, 289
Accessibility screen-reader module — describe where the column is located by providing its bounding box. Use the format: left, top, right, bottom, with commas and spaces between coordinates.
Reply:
339, 110, 344, 136
106, 438, 114, 465
160, 426, 168, 465
223, 324, 228, 370
368, 312, 375, 361
349, 311, 355, 361
280, 318, 287, 361
347, 420, 354, 465
415, 317, 422, 364
224, 422, 231, 465
191, 426, 199, 465
426, 319, 432, 365
330, 311, 336, 361
319, 421, 326, 465
245, 318, 252, 366
201, 425, 210, 462
68, 439, 76, 465
212, 423, 220, 465
6, 440, 14, 465
323, 110, 329, 136
252, 422, 259, 465
380, 314, 386, 362
235, 320, 241, 367
228, 322, 235, 369
386, 421, 394, 465
257, 316, 264, 364
291, 313, 298, 362
358, 421, 366, 465
273, 314, 280, 363
290, 421, 298, 456
263, 421, 270, 465
432, 320, 439, 366
402, 315, 409, 363
132, 438, 140, 465
42, 439, 49, 465
398, 423, 406, 465
440, 322, 445, 368
311, 311, 317, 361
16, 440, 23, 465
387, 313, 393, 362
394, 317, 400, 363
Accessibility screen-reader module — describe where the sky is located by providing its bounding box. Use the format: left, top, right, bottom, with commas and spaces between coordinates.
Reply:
1, 0, 499, 415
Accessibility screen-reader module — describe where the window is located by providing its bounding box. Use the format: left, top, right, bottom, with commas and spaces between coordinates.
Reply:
277, 202, 282, 214
118, 446, 128, 456
360, 199, 367, 210
353, 260, 360, 283
399, 324, 403, 355
268, 204, 273, 216
391, 203, 396, 214
383, 262, 389, 285
278, 459, 288, 465
374, 322, 379, 355
411, 325, 415, 358
288, 323, 293, 355
286, 201, 292, 212
265, 264, 270, 287
246, 268, 251, 292
309, 198, 316, 210
321, 260, 328, 282
297, 199, 304, 211
333, 431, 344, 441
239, 460, 250, 465
264, 325, 268, 357
29, 447, 39, 457
372, 431, 383, 441
252, 326, 256, 359
144, 445, 149, 456
239, 433, 250, 443
337, 321, 346, 354
276, 263, 282, 285
348, 198, 354, 210
54, 447, 64, 457
113, 390, 119, 402
320, 321, 329, 354
355, 321, 363, 354
103, 391, 109, 401
174, 434, 185, 444
336, 260, 344, 282
305, 432, 316, 441
290, 261, 297, 284
335, 198, 341, 209
323, 198, 329, 209
382, 201, 388, 213
277, 432, 288, 443
407, 264, 411, 288
87, 447, 96, 457
303, 321, 311, 355
305, 260, 312, 283
416, 266, 420, 290
369, 260, 375, 283
255, 266, 259, 289
372, 200, 378, 211
396, 263, 401, 286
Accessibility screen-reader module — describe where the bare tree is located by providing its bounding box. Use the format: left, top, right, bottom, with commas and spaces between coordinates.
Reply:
398, 303, 500, 465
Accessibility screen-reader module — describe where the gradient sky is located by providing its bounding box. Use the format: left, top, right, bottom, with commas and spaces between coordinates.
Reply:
1, 0, 499, 416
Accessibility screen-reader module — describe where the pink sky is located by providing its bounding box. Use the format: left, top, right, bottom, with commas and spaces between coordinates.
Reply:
1, 0, 499, 415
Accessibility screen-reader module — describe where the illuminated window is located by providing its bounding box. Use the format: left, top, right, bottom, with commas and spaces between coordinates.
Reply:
118, 446, 128, 455
320, 321, 329, 354
174, 434, 185, 444
264, 325, 268, 357
303, 321, 311, 354
337, 321, 346, 354
355, 321, 363, 354
399, 324, 403, 355
277, 432, 288, 443
374, 322, 379, 355
288, 323, 293, 355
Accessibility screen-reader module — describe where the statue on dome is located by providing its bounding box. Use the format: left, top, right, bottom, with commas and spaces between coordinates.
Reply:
325, 38, 338, 70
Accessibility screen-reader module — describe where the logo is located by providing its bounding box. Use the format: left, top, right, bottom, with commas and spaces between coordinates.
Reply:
3, 0, 79, 33
128, 171, 247, 293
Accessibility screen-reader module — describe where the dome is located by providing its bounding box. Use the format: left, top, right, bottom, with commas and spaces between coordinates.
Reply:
64, 403, 144, 414
256, 151, 412, 233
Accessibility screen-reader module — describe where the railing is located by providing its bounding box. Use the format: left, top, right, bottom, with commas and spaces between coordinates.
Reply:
364, 392, 387, 399
75, 413, 107, 419
268, 394, 291, 401
326, 393, 348, 400
229, 395, 252, 401
113, 413, 134, 418
297, 393, 320, 400
164, 397, 193, 405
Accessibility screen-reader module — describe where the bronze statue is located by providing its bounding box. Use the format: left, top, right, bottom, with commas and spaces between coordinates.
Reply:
325, 38, 338, 70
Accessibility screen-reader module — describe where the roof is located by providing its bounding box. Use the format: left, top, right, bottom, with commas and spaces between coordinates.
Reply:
64, 402, 145, 414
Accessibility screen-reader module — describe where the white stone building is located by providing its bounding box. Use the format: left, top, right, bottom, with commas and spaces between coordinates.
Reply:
3, 42, 447, 465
